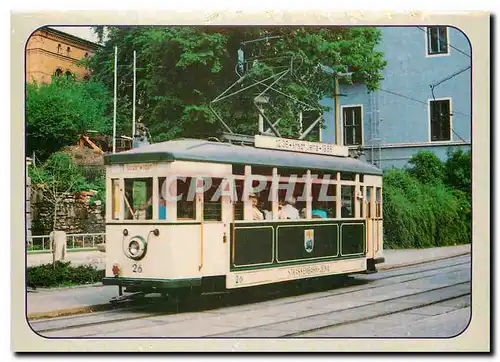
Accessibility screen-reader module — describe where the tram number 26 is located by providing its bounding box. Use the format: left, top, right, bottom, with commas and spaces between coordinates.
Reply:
235, 275, 243, 285
132, 264, 142, 273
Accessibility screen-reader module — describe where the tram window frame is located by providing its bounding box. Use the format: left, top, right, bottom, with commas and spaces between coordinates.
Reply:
177, 177, 197, 220
158, 177, 169, 220
340, 172, 356, 181
232, 164, 245, 175
376, 187, 382, 218
277, 179, 306, 220
366, 187, 372, 219
341, 185, 355, 218
233, 179, 245, 221
279, 167, 307, 178
251, 166, 274, 176
124, 178, 153, 220
111, 178, 120, 220
203, 177, 223, 222
250, 179, 274, 221
311, 181, 336, 219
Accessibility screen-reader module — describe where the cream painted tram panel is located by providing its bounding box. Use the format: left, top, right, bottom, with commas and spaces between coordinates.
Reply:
106, 224, 207, 279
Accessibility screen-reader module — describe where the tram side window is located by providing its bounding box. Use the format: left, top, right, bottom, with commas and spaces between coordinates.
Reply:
341, 185, 355, 218
255, 180, 274, 220
277, 180, 305, 220
376, 187, 382, 218
111, 179, 120, 220
311, 183, 336, 219
233, 179, 244, 220
124, 178, 153, 220
204, 178, 222, 221
177, 177, 196, 220
340, 172, 356, 181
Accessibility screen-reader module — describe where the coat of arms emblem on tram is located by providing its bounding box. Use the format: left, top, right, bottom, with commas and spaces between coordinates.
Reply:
304, 229, 314, 253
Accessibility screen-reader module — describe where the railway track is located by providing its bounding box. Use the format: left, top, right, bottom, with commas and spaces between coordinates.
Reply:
29, 254, 471, 338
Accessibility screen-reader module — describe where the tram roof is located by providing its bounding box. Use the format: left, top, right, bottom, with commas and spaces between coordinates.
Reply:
103, 139, 383, 175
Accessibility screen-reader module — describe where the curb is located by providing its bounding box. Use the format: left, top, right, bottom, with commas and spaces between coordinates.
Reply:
31, 282, 105, 293
27, 303, 112, 321
377, 251, 471, 271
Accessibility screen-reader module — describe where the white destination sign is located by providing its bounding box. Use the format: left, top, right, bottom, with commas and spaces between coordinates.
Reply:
254, 135, 348, 157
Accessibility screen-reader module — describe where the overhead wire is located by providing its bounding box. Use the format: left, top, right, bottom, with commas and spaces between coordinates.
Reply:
376, 87, 470, 143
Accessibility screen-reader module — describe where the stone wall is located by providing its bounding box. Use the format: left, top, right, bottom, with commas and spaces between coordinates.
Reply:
31, 190, 105, 235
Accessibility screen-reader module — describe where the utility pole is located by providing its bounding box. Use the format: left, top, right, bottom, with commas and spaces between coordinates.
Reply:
334, 76, 340, 146
333, 71, 352, 146
132, 50, 137, 138
112, 46, 117, 154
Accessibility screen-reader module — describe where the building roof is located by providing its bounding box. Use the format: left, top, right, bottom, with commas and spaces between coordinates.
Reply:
104, 139, 383, 175
37, 27, 101, 51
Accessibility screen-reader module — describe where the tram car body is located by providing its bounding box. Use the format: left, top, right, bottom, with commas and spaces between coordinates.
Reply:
102, 136, 384, 295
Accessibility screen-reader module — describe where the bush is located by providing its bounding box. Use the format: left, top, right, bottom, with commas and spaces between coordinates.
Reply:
383, 168, 471, 249
444, 148, 471, 194
27, 261, 104, 288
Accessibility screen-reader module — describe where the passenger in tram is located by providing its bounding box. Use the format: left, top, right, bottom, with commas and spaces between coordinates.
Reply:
279, 196, 300, 219
341, 201, 352, 218
312, 202, 328, 219
158, 198, 167, 220
258, 200, 272, 220
249, 193, 264, 220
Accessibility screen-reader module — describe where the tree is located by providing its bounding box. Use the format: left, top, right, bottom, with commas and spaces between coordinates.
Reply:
26, 76, 112, 160
407, 151, 444, 185
29, 153, 89, 232
86, 26, 387, 142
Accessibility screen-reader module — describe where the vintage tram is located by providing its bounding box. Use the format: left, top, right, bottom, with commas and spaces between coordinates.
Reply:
102, 135, 384, 297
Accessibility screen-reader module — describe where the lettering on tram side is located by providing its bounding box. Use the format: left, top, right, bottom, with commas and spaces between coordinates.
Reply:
125, 163, 154, 172
287, 264, 330, 277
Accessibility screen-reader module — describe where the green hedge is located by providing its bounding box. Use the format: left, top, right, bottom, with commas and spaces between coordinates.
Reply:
27, 261, 104, 288
382, 149, 471, 249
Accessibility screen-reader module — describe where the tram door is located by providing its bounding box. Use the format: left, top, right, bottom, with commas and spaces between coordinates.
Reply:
365, 185, 382, 259
365, 186, 376, 259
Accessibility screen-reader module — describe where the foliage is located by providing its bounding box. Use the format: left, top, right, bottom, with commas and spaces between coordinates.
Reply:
29, 153, 106, 230
27, 261, 104, 288
86, 26, 387, 142
383, 167, 471, 249
407, 151, 444, 184
443, 148, 471, 194
87, 173, 106, 207
26, 76, 112, 160
29, 153, 89, 195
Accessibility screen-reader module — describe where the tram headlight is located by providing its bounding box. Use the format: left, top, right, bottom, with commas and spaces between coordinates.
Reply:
128, 240, 140, 256
123, 236, 147, 261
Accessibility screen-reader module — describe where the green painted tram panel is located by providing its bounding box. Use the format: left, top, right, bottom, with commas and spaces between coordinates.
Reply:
276, 224, 338, 262
341, 223, 365, 256
232, 226, 274, 267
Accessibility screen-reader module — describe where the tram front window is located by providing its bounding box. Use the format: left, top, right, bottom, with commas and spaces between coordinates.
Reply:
158, 177, 168, 220
204, 178, 222, 221
177, 177, 196, 220
124, 178, 153, 220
